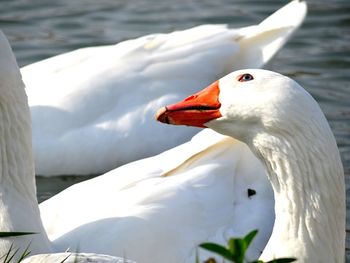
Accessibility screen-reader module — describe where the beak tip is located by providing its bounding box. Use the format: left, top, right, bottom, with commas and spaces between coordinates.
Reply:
155, 106, 168, 123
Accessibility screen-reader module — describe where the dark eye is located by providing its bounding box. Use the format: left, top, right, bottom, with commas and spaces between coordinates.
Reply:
238, 73, 254, 82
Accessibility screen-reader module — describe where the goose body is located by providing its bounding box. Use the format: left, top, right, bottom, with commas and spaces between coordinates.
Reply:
40, 129, 274, 262
22, 0, 307, 176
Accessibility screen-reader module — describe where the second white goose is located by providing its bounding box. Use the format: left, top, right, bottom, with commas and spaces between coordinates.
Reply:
22, 0, 307, 176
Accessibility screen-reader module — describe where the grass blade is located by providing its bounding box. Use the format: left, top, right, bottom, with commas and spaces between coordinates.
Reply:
1, 243, 14, 262
266, 258, 297, 263
17, 241, 32, 262
0, 232, 37, 237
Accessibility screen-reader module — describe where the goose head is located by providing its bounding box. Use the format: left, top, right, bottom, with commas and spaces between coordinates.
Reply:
156, 69, 321, 146
156, 69, 345, 262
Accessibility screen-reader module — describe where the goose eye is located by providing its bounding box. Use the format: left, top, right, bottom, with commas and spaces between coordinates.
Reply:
238, 73, 254, 82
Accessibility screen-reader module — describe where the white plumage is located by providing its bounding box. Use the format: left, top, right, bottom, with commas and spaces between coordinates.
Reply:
40, 129, 274, 262
22, 0, 307, 176
0, 22, 344, 263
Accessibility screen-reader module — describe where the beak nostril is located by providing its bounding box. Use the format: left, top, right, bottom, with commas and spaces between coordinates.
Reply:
184, 95, 197, 101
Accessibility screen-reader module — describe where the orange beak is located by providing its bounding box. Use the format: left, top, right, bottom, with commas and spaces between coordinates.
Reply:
155, 81, 222, 128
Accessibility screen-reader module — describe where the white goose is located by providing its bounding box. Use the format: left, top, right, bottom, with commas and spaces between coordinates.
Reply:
156, 69, 345, 262
40, 70, 345, 262
0, 31, 133, 263
22, 0, 307, 176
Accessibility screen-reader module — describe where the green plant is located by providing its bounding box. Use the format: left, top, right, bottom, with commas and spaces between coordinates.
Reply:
198, 230, 296, 263
0, 232, 35, 262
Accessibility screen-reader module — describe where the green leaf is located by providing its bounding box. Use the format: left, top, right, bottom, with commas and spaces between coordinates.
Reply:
227, 238, 236, 255
243, 230, 258, 248
0, 232, 37, 237
266, 258, 297, 263
229, 238, 246, 263
198, 230, 297, 263
199, 242, 233, 261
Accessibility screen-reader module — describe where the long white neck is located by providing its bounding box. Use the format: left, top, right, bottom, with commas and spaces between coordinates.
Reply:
253, 120, 345, 262
0, 33, 52, 257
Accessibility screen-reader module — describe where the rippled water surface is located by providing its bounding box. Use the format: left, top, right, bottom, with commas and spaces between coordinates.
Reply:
1, 0, 350, 259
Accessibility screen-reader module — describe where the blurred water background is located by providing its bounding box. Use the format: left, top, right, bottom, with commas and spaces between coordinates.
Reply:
0, 0, 349, 260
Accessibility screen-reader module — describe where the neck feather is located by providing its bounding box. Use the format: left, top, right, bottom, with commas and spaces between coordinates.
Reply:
252, 120, 345, 262
0, 97, 35, 197
0, 79, 52, 255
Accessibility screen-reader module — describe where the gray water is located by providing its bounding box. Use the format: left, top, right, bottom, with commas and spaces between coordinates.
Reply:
1, 0, 350, 260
